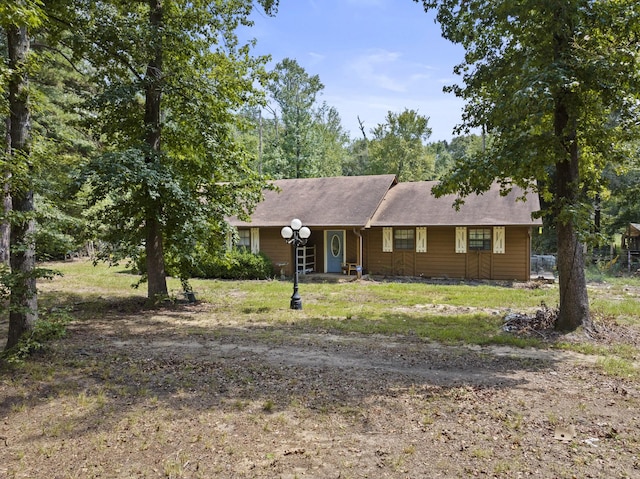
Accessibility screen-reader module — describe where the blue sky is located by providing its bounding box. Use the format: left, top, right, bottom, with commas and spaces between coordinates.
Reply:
246, 0, 467, 142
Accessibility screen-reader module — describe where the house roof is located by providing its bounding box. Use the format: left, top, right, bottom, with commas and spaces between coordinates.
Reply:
627, 223, 640, 237
229, 174, 397, 228
369, 181, 541, 227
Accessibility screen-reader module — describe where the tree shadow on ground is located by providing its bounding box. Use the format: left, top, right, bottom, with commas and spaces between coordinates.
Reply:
0, 292, 567, 448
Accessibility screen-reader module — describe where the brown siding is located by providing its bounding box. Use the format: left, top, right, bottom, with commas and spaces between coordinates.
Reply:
416, 227, 467, 278
252, 227, 367, 276
255, 228, 294, 275
365, 226, 530, 280
248, 225, 531, 281
491, 227, 531, 281
366, 228, 393, 275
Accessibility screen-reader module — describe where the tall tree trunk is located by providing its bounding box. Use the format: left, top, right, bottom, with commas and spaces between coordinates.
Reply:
6, 25, 38, 350
553, 100, 591, 332
144, 0, 167, 299
1, 118, 10, 266
551, 12, 591, 332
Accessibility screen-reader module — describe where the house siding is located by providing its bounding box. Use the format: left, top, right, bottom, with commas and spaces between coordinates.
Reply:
490, 227, 531, 280
255, 228, 293, 275
246, 227, 368, 276
365, 226, 531, 281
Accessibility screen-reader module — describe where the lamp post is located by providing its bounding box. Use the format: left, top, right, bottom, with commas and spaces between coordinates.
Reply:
280, 218, 311, 310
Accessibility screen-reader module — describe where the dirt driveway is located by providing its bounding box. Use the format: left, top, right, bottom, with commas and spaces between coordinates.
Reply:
1, 300, 639, 478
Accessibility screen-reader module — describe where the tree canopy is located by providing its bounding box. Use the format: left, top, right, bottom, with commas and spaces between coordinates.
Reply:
50, 0, 280, 298
417, 0, 640, 330
368, 108, 434, 181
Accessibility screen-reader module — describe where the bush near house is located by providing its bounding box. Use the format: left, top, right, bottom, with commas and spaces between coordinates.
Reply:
191, 249, 275, 280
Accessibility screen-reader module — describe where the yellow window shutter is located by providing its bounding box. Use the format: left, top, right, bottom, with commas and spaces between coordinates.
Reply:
226, 230, 233, 251
493, 227, 505, 254
250, 228, 260, 254
416, 227, 427, 253
455, 227, 467, 253
383, 227, 393, 252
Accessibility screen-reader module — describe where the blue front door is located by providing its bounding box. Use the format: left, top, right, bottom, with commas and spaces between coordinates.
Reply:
326, 230, 344, 273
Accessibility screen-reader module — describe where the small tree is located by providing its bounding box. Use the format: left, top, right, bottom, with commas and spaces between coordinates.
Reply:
266, 58, 324, 178
368, 108, 434, 181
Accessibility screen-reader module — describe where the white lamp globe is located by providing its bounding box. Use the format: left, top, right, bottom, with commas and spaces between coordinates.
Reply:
299, 226, 311, 239
281, 226, 293, 239
290, 218, 302, 231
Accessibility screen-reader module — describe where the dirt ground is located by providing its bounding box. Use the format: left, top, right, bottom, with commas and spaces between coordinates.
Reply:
1, 292, 640, 478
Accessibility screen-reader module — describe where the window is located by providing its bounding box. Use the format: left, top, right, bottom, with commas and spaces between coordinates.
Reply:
394, 229, 415, 250
237, 229, 251, 250
468, 228, 491, 251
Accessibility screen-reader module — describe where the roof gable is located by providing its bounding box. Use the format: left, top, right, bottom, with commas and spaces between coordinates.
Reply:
229, 174, 397, 228
369, 181, 541, 227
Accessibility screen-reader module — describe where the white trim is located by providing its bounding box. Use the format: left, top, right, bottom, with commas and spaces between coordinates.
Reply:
455, 227, 467, 253
493, 226, 505, 254
382, 227, 393, 252
250, 228, 260, 254
416, 227, 427, 253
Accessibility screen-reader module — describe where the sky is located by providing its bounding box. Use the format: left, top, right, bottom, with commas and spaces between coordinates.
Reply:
245, 0, 468, 142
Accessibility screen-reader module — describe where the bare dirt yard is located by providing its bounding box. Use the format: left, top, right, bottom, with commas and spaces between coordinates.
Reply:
1, 278, 640, 478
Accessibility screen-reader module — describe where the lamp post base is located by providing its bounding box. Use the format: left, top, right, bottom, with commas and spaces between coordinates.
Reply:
290, 297, 302, 310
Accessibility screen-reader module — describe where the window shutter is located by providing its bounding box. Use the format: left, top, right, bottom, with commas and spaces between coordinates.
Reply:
382, 227, 393, 252
250, 228, 260, 254
455, 227, 467, 253
416, 227, 427, 253
226, 230, 233, 251
493, 227, 505, 254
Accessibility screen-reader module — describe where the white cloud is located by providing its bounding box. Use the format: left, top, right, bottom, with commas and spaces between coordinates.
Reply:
307, 51, 326, 65
349, 50, 407, 92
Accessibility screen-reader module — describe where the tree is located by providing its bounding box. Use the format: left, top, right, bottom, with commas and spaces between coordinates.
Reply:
427, 134, 487, 180
266, 58, 324, 178
368, 108, 434, 181
310, 102, 349, 177
418, 0, 640, 331
602, 151, 640, 241
1, 0, 43, 349
53, 0, 278, 299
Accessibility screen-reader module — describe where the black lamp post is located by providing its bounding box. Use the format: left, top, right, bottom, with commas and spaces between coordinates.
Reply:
280, 218, 311, 310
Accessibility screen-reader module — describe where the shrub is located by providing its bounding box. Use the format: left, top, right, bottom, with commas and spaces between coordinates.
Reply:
193, 249, 274, 280
2, 309, 71, 365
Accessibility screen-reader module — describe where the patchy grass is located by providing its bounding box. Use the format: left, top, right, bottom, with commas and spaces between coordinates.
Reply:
33, 260, 640, 357
1, 260, 640, 479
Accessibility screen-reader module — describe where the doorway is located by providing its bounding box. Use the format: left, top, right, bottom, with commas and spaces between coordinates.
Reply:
325, 230, 345, 273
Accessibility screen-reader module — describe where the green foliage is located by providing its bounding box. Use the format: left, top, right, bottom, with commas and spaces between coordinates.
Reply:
264, 58, 325, 178
603, 157, 640, 237
420, 0, 640, 203
368, 108, 435, 181
190, 249, 274, 280
418, 0, 640, 330
51, 0, 275, 294
1, 308, 70, 365
311, 102, 349, 177
0, 0, 44, 29
35, 194, 88, 260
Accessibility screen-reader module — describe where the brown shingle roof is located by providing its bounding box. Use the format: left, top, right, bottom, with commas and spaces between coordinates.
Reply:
229, 174, 397, 228
628, 223, 640, 237
369, 181, 541, 227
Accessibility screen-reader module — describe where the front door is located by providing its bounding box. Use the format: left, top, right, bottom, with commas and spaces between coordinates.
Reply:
326, 230, 344, 273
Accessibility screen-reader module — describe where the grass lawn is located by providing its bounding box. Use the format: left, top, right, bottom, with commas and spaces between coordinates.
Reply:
1, 259, 639, 478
